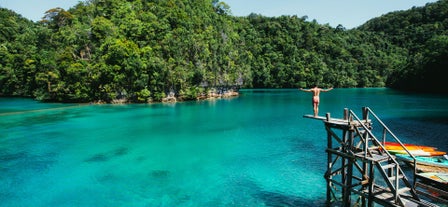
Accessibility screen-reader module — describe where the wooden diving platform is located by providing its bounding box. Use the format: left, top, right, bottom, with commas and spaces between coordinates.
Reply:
303, 114, 371, 129
304, 107, 442, 207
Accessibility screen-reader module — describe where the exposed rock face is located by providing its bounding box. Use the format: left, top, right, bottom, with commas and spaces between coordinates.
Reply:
162, 96, 177, 103
111, 98, 128, 104
102, 87, 240, 104
162, 87, 239, 103
162, 91, 177, 103
207, 89, 239, 99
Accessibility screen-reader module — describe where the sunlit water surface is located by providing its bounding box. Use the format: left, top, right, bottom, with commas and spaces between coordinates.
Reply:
1, 89, 447, 206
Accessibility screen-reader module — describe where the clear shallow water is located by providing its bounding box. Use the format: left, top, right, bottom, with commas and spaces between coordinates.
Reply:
0, 89, 447, 207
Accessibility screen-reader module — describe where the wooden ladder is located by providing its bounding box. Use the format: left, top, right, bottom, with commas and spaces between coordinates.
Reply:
350, 107, 425, 207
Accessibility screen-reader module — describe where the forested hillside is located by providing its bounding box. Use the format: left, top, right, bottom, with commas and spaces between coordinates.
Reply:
0, 8, 39, 97
359, 0, 448, 93
0, 0, 446, 103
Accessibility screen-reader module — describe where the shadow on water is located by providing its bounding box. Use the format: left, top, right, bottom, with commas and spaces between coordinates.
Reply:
232, 177, 326, 207
1, 107, 89, 129
84, 147, 129, 163
0, 150, 56, 172
255, 190, 326, 207
0, 150, 57, 202
149, 170, 170, 178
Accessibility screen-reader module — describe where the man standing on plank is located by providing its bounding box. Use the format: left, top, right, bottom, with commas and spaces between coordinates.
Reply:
299, 85, 333, 117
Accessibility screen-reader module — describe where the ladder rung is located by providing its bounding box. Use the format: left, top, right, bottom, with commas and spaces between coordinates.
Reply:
382, 163, 396, 169
370, 154, 389, 162
388, 175, 404, 182
397, 187, 411, 194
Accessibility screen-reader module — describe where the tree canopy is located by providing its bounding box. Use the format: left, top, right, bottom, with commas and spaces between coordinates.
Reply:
0, 0, 446, 103
359, 0, 448, 93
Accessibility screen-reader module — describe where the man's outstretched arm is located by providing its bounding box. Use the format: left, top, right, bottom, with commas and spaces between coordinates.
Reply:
322, 87, 333, 92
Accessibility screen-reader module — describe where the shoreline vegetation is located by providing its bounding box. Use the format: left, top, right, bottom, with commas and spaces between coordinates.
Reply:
95, 86, 240, 104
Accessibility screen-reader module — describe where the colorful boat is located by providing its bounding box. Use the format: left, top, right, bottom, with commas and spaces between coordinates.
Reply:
418, 172, 448, 185
395, 154, 448, 173
384, 141, 438, 150
384, 142, 446, 157
388, 149, 446, 156
415, 172, 448, 200
385, 144, 437, 151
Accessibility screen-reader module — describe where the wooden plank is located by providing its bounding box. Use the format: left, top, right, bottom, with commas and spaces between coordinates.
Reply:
303, 114, 327, 120
303, 114, 369, 128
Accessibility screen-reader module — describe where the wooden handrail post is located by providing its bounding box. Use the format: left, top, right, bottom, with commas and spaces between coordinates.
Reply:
362, 107, 369, 121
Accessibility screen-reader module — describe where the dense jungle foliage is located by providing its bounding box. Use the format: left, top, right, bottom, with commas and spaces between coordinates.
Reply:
0, 0, 447, 103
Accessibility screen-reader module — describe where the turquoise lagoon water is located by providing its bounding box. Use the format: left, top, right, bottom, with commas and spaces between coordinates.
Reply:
1, 89, 447, 207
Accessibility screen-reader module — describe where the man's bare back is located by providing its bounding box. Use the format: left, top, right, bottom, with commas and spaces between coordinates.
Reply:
309, 87, 322, 96
299, 85, 333, 116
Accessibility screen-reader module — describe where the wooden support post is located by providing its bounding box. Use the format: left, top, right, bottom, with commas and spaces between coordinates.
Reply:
368, 162, 374, 207
343, 108, 349, 120
326, 122, 333, 205
362, 155, 368, 206
344, 129, 356, 206
341, 125, 349, 206
362, 107, 369, 121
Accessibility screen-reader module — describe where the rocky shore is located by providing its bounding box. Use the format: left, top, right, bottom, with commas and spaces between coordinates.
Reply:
103, 87, 240, 104
164, 87, 239, 103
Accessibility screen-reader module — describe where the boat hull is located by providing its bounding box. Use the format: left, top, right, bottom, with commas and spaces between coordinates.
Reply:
395, 154, 448, 173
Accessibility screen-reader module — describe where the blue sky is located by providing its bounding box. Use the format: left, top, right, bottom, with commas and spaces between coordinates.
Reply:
224, 0, 438, 28
0, 0, 439, 28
